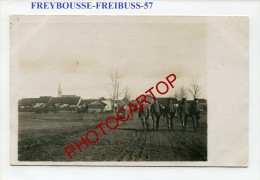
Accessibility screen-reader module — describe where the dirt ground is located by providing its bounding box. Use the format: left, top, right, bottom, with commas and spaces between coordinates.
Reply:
18, 111, 207, 161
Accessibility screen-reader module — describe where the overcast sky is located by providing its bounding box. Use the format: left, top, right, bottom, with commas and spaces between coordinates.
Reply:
11, 16, 207, 100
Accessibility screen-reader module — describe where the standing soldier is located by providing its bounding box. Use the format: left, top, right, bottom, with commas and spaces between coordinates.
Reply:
150, 99, 163, 131
179, 98, 190, 132
138, 103, 150, 131
166, 99, 176, 131
190, 98, 201, 130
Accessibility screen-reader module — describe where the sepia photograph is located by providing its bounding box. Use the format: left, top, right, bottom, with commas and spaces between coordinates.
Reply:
10, 15, 248, 166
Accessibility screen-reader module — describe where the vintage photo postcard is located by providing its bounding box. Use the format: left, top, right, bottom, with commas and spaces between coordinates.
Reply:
10, 16, 248, 166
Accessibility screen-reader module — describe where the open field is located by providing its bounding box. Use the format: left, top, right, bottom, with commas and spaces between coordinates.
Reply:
18, 112, 207, 161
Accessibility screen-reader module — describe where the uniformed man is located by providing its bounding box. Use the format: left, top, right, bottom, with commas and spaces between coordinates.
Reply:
190, 98, 201, 130
166, 99, 176, 131
138, 103, 150, 131
179, 98, 190, 131
150, 99, 163, 131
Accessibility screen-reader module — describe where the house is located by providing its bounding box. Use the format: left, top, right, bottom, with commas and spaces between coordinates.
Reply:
79, 99, 96, 107
102, 99, 126, 112
88, 100, 107, 113
77, 99, 96, 113
101, 98, 113, 112
18, 96, 52, 112
99, 97, 107, 101
78, 98, 110, 113
48, 95, 81, 111
18, 98, 39, 112
33, 96, 52, 108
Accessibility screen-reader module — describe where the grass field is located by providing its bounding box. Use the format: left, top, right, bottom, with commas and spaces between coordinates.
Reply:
18, 111, 207, 161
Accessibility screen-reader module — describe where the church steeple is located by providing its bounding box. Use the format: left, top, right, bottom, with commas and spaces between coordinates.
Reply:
58, 82, 62, 97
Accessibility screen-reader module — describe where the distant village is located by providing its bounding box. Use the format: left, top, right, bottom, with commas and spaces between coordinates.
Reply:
18, 84, 207, 113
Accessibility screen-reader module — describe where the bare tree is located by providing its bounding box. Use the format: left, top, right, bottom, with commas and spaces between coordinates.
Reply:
123, 87, 131, 103
188, 78, 202, 99
174, 86, 187, 100
109, 71, 125, 113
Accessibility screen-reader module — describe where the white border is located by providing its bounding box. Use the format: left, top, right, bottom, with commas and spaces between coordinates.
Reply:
1, 0, 260, 179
